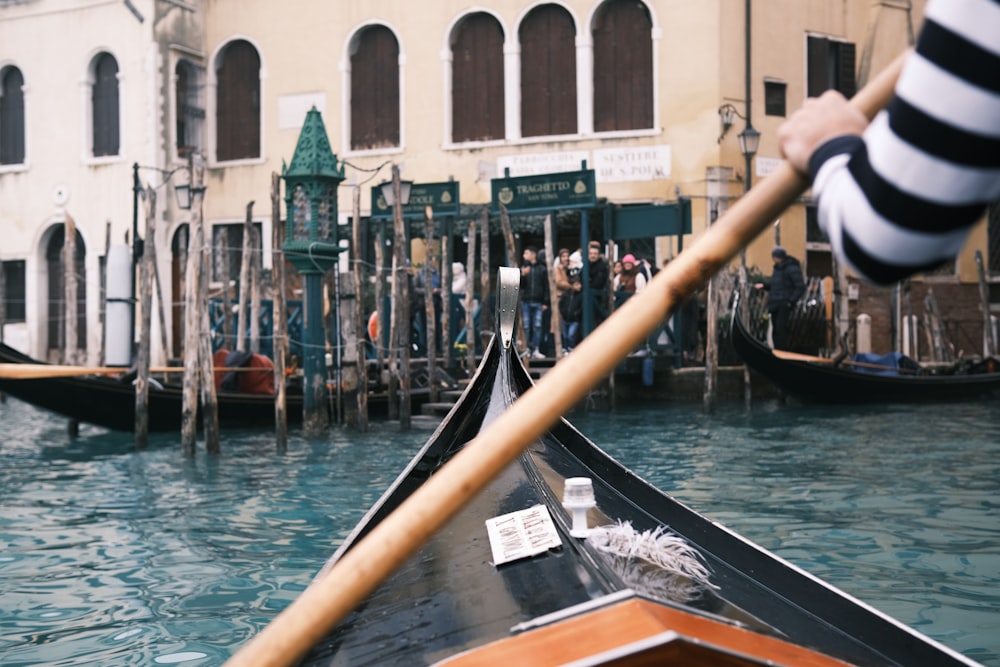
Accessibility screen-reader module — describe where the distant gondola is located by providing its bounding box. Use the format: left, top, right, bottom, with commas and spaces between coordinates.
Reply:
731, 290, 1000, 402
0, 342, 303, 431
280, 269, 979, 667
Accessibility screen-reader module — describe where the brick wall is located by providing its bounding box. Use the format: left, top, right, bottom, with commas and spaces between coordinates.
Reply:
848, 281, 989, 359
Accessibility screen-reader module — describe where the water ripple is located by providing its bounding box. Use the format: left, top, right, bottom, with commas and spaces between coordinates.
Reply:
2, 396, 998, 664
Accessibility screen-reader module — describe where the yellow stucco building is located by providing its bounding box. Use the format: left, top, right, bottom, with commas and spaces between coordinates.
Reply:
8, 0, 989, 367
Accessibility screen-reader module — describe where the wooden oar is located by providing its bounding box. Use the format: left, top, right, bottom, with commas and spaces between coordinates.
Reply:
771, 349, 921, 374
223, 52, 908, 667
0, 364, 272, 380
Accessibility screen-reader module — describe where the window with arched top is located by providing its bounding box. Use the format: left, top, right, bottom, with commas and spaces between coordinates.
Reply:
1, 65, 25, 165
451, 12, 505, 143
216, 40, 261, 161
350, 25, 400, 150
175, 59, 205, 159
92, 53, 120, 156
592, 0, 653, 132
520, 4, 577, 138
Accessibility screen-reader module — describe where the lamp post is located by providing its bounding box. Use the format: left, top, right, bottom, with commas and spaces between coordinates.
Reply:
121, 162, 198, 368
282, 107, 345, 435
378, 167, 413, 429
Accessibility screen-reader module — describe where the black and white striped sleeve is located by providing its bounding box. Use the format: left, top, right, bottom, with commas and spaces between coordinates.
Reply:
809, 0, 1000, 285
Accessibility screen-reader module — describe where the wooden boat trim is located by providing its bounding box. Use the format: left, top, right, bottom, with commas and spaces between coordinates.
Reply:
436, 596, 854, 667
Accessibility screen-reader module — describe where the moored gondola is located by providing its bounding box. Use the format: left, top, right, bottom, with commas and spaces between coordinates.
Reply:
0, 342, 304, 431
730, 289, 1000, 402
285, 269, 978, 667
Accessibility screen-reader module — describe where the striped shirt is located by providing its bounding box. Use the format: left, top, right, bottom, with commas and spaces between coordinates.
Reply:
809, 0, 1000, 285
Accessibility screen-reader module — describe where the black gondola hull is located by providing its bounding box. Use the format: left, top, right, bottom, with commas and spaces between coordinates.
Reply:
730, 293, 1000, 402
0, 342, 303, 431
296, 325, 978, 666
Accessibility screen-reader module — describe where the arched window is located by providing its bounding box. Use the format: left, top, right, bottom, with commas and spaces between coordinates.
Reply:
0, 65, 25, 165
350, 25, 400, 150
92, 53, 120, 157
175, 59, 204, 159
593, 0, 653, 132
216, 40, 261, 161
452, 13, 504, 143
520, 5, 577, 137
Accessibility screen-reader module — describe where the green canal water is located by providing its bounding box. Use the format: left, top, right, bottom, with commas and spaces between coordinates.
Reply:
1, 395, 998, 665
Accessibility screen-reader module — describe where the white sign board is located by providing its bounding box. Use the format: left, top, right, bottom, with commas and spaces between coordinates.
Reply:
278, 93, 328, 130
496, 151, 590, 177
592, 145, 671, 183
755, 156, 784, 178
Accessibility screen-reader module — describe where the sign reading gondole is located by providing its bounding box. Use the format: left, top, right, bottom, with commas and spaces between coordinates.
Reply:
490, 168, 596, 214
370, 181, 460, 220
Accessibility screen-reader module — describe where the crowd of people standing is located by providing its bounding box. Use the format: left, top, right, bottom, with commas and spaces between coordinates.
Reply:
400, 239, 707, 363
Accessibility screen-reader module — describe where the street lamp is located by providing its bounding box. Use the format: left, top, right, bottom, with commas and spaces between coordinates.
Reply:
378, 177, 413, 209
173, 176, 205, 210
717, 103, 742, 143
123, 162, 201, 366
378, 165, 413, 428
717, 103, 761, 190
737, 124, 761, 160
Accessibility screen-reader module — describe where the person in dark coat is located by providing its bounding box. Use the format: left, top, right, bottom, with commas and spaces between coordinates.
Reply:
586, 242, 609, 329
520, 246, 549, 359
755, 246, 806, 351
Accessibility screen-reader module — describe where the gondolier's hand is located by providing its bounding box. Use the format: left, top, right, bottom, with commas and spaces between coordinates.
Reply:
778, 90, 868, 174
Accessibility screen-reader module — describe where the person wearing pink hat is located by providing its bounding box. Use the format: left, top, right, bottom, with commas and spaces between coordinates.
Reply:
612, 253, 647, 299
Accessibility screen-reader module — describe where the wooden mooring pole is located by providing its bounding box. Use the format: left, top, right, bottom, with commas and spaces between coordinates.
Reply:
271, 172, 288, 450
135, 185, 156, 447
198, 179, 220, 453
250, 227, 262, 355
218, 227, 232, 348
423, 206, 439, 403
391, 166, 411, 431
181, 216, 203, 454
465, 220, 476, 374
352, 183, 368, 431
478, 209, 491, 338
542, 213, 562, 358
63, 212, 78, 367
440, 221, 452, 371
237, 202, 255, 354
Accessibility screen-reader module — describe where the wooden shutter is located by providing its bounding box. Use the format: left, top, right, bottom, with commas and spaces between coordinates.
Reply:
520, 5, 577, 137
92, 54, 120, 157
837, 42, 857, 98
806, 36, 829, 97
0, 66, 25, 164
2, 260, 26, 322
351, 26, 400, 150
593, 0, 653, 132
452, 13, 505, 142
217, 40, 261, 161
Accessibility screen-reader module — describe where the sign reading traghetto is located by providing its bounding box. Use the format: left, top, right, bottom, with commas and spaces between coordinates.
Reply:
491, 169, 596, 214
